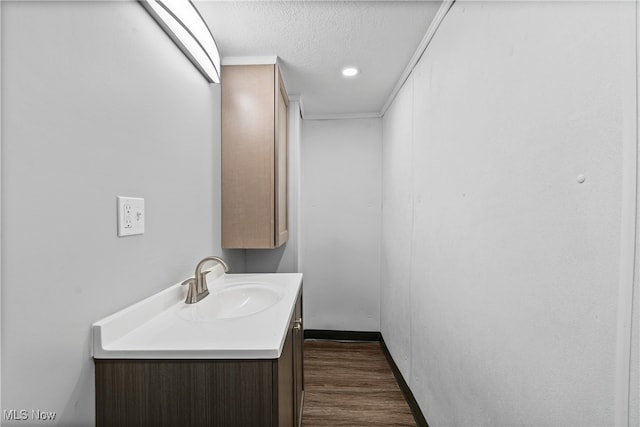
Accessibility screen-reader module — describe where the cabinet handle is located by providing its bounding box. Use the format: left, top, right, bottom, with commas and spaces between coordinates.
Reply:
293, 318, 302, 331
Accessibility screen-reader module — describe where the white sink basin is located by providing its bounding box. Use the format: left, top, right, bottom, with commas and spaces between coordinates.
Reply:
91, 271, 303, 359
177, 282, 283, 321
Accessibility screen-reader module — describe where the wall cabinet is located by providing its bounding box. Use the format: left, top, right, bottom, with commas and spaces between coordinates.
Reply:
94, 289, 304, 427
221, 63, 289, 249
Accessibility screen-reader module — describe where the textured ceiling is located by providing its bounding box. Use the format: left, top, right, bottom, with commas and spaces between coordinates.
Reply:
194, 1, 443, 118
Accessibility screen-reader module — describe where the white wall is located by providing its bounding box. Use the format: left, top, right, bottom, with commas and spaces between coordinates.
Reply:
632, 202, 639, 425
1, 1, 243, 425
629, 7, 640, 424
301, 118, 381, 331
381, 1, 637, 426
0, 0, 4, 416
381, 73, 414, 377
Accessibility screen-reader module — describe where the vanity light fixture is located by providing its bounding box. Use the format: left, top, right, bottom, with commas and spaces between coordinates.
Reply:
140, 0, 221, 83
341, 67, 359, 78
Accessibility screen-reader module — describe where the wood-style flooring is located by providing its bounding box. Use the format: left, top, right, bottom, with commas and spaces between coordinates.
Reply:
302, 340, 416, 426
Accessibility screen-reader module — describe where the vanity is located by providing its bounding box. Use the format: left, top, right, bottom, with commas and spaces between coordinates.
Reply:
92, 266, 303, 427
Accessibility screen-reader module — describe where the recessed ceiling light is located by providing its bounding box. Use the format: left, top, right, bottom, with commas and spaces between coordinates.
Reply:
341, 67, 359, 77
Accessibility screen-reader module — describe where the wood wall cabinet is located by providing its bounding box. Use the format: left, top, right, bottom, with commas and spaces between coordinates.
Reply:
95, 289, 304, 427
222, 63, 289, 249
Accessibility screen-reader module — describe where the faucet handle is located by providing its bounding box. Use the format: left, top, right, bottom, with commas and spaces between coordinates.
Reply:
180, 278, 195, 286
180, 278, 199, 304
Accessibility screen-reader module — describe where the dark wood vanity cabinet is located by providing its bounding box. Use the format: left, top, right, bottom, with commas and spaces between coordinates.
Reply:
278, 291, 304, 426
95, 291, 304, 427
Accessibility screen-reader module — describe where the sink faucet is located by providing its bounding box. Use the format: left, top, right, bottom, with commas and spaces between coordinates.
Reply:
181, 256, 230, 304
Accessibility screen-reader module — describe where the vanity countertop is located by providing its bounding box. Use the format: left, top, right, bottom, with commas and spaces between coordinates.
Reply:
92, 268, 303, 360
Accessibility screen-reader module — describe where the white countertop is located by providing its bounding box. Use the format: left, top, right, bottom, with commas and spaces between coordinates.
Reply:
92, 268, 303, 359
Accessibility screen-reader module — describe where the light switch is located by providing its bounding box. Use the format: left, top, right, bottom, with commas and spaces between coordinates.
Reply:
117, 196, 145, 236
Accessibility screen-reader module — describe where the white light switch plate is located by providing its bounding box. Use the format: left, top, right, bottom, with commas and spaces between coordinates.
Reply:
117, 196, 145, 236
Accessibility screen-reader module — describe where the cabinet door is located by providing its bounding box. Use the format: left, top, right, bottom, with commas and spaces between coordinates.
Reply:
222, 64, 276, 249
222, 63, 289, 249
275, 67, 289, 248
293, 292, 304, 426
277, 321, 294, 427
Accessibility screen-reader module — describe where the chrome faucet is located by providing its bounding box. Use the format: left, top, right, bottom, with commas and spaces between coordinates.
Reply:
181, 256, 230, 304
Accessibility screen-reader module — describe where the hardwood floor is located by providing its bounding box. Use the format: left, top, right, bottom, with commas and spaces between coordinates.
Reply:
302, 340, 416, 426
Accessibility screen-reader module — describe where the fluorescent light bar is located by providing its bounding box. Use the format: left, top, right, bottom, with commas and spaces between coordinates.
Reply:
140, 0, 221, 84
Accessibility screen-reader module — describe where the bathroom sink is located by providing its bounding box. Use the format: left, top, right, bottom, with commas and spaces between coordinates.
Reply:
177, 282, 283, 321
92, 272, 302, 359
